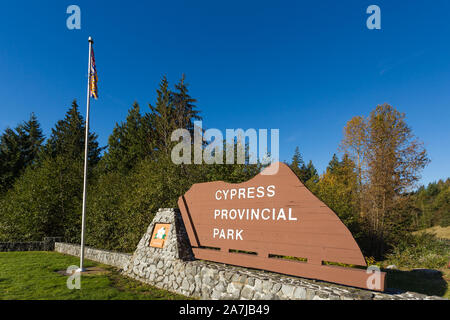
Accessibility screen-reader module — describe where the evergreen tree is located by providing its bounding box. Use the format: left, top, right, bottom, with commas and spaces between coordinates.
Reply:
289, 147, 305, 178
43, 100, 102, 166
307, 153, 359, 235
289, 147, 315, 183
0, 128, 21, 192
413, 178, 450, 228
0, 113, 44, 193
327, 154, 340, 174
19, 113, 45, 166
173, 74, 201, 133
304, 160, 319, 183
149, 75, 202, 158
149, 76, 176, 156
104, 102, 153, 172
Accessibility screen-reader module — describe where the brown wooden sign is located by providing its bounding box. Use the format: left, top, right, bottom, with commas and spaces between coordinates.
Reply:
178, 162, 386, 291
149, 223, 171, 248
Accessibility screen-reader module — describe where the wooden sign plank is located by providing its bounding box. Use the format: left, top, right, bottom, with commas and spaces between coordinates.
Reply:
193, 247, 386, 291
178, 162, 386, 291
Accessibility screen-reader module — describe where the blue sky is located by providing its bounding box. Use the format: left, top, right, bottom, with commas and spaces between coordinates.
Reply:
0, 1, 449, 186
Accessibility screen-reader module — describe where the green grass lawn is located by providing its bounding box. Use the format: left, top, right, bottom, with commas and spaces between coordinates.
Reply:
1, 251, 448, 299
0, 251, 190, 300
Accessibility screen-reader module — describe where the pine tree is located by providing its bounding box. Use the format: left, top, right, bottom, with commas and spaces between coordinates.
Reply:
0, 113, 45, 193
43, 100, 102, 166
19, 113, 45, 166
149, 76, 176, 156
0, 128, 21, 192
173, 74, 201, 133
308, 153, 359, 234
288, 147, 319, 184
149, 75, 202, 158
304, 160, 319, 183
327, 154, 340, 174
289, 147, 305, 179
104, 102, 154, 172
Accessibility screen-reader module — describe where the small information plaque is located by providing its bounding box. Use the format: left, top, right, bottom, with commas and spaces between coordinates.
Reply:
149, 223, 171, 248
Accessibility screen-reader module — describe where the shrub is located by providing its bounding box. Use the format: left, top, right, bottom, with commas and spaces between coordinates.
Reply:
0, 156, 84, 242
384, 232, 450, 269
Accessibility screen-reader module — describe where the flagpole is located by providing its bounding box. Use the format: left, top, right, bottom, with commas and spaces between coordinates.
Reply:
79, 36, 93, 272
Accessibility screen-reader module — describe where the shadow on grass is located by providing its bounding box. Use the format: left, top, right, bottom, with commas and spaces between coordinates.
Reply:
104, 266, 194, 300
386, 268, 448, 297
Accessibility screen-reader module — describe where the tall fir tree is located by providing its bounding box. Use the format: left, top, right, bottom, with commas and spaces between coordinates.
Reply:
149, 75, 202, 158
327, 154, 340, 174
173, 74, 201, 133
104, 102, 154, 172
289, 147, 317, 183
289, 147, 305, 179
308, 153, 360, 235
43, 100, 103, 166
0, 128, 21, 192
149, 76, 176, 156
0, 113, 44, 193
19, 113, 45, 166
304, 160, 319, 183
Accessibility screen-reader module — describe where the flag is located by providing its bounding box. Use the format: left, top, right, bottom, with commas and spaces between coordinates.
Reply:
89, 46, 98, 99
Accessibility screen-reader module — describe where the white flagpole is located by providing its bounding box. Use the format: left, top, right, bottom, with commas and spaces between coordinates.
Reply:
79, 36, 93, 272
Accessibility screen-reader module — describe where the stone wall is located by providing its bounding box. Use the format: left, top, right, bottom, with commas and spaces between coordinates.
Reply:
123, 209, 446, 300
127, 258, 446, 300
54, 242, 131, 269
55, 209, 446, 300
0, 237, 61, 252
